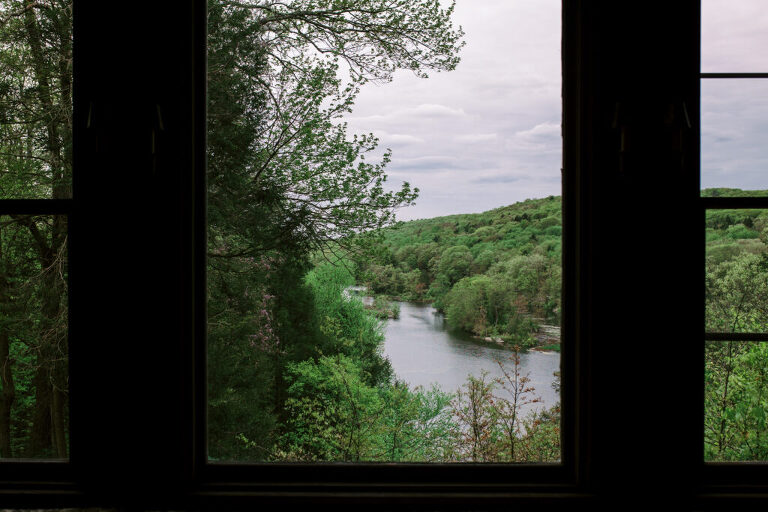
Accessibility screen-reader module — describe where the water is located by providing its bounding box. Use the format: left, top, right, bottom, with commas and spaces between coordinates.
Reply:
382, 301, 560, 416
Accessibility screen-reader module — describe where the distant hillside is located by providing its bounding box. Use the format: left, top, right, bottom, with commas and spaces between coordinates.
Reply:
703, 190, 768, 265
353, 189, 768, 347
702, 188, 768, 198
354, 195, 562, 347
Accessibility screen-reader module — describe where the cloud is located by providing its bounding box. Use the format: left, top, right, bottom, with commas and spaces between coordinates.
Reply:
348, 103, 466, 125
472, 174, 520, 184
455, 133, 498, 143
370, 131, 425, 146
389, 155, 462, 172
339, 0, 563, 219
515, 122, 561, 139
410, 103, 467, 118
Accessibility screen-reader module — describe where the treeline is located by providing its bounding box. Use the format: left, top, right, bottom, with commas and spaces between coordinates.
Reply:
354, 196, 562, 347
703, 188, 768, 461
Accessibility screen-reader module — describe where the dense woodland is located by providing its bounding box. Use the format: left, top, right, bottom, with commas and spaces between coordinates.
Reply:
0, 0, 765, 464
0, 0, 71, 458
703, 188, 768, 460
352, 195, 562, 348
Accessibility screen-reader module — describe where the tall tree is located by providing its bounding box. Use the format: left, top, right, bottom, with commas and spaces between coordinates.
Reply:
0, 0, 71, 458
206, 0, 464, 459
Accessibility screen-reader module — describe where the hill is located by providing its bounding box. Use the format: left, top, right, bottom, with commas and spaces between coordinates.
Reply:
354, 195, 563, 347
354, 189, 768, 349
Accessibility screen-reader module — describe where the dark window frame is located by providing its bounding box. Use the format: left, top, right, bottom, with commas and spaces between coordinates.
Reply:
1, 1, 768, 509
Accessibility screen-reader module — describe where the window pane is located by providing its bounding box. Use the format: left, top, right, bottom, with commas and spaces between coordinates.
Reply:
0, 1, 72, 199
0, 214, 68, 459
702, 0, 768, 73
701, 80, 768, 192
207, 0, 561, 463
705, 341, 768, 461
706, 208, 768, 333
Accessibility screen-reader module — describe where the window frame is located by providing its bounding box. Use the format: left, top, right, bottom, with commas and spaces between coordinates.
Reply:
4, 0, 768, 508
197, 0, 580, 497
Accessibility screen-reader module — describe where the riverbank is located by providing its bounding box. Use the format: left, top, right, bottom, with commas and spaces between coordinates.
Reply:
359, 289, 560, 352
381, 300, 561, 414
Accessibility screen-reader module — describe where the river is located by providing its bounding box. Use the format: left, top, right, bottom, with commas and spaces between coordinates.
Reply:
381, 301, 560, 417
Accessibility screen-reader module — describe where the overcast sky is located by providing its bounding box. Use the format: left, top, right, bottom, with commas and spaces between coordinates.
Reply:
342, 0, 561, 221
339, 1, 768, 222
701, 1, 768, 193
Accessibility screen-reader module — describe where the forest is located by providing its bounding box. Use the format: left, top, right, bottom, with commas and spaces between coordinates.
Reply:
352, 195, 562, 349
0, 0, 765, 464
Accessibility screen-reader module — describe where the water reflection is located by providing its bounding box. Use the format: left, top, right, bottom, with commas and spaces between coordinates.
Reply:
382, 301, 560, 416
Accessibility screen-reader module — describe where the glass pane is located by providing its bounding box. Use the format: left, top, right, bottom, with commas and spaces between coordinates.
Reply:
207, 0, 561, 463
702, 0, 768, 72
706, 341, 768, 461
0, 1, 72, 198
706, 208, 768, 333
701, 80, 768, 192
0, 214, 68, 459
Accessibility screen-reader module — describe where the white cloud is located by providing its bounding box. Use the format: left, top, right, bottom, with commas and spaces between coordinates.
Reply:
455, 133, 498, 143
410, 103, 467, 118
389, 155, 462, 172
342, 0, 563, 220
370, 131, 425, 146
515, 122, 561, 139
348, 103, 466, 125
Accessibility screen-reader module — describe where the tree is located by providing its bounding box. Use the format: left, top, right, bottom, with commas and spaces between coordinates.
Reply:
0, 0, 71, 457
1, 0, 465, 460
207, 0, 465, 261
436, 245, 473, 286
492, 350, 541, 461
206, 0, 464, 461
278, 354, 386, 461
450, 371, 499, 462
705, 251, 768, 460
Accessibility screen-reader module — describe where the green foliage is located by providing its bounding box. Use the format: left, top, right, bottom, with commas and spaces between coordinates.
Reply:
437, 245, 474, 286
0, 1, 72, 458
279, 354, 386, 461
306, 264, 392, 386
725, 224, 759, 240
703, 196, 768, 460
0, 215, 68, 458
354, 197, 562, 344
706, 252, 768, 333
277, 355, 454, 462
706, 342, 768, 461
448, 356, 561, 463
205, 0, 465, 462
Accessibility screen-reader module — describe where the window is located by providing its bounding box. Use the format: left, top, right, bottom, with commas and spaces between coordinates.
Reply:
205, 0, 564, 465
2, 1, 768, 508
0, 0, 72, 460
701, 0, 768, 465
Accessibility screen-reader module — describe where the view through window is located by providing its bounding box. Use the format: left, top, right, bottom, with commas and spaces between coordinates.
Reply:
702, 0, 768, 461
0, 0, 72, 459
207, 0, 562, 463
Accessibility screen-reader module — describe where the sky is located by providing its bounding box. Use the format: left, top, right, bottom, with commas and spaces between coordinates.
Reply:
701, 1, 768, 193
342, 0, 561, 221
339, 0, 768, 222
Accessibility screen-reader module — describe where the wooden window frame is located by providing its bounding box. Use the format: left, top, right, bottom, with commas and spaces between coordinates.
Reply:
1, 1, 767, 509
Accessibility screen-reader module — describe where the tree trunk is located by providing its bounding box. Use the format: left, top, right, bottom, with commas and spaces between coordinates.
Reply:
51, 381, 66, 458
30, 364, 52, 456
0, 233, 15, 458
21, 5, 71, 459
0, 331, 14, 458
